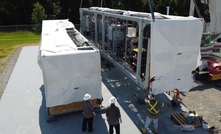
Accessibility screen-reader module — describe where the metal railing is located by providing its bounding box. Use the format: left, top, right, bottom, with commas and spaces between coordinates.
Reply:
0, 24, 80, 32
0, 25, 36, 32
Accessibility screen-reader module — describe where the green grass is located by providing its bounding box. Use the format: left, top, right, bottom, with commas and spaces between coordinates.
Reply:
0, 31, 40, 71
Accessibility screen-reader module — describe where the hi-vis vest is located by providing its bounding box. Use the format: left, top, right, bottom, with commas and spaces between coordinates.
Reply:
147, 100, 164, 114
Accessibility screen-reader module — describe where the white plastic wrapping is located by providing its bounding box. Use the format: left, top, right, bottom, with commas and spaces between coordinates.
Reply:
150, 17, 203, 94
209, 0, 221, 34
38, 20, 102, 107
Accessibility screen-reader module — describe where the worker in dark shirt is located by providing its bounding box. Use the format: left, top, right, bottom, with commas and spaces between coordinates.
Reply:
142, 94, 169, 134
82, 93, 96, 133
106, 96, 122, 134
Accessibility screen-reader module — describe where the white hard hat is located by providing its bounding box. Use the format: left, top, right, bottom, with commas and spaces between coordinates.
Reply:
83, 93, 91, 101
148, 94, 155, 100
109, 96, 117, 104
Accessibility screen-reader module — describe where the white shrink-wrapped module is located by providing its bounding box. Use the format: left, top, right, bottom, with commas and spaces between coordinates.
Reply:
38, 19, 102, 107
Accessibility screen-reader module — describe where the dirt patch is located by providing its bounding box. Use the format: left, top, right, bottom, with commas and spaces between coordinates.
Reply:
0, 47, 22, 99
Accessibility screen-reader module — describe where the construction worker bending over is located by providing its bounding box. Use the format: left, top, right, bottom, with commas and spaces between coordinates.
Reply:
142, 94, 169, 134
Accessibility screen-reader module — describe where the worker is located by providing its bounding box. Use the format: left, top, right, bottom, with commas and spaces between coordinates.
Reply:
142, 94, 169, 134
106, 96, 122, 134
82, 93, 96, 133
173, 89, 181, 100
171, 89, 182, 107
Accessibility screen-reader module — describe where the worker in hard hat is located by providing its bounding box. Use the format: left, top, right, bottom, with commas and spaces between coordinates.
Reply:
106, 96, 122, 134
142, 94, 169, 134
82, 93, 96, 132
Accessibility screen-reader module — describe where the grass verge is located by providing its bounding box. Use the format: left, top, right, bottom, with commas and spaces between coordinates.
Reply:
0, 31, 40, 72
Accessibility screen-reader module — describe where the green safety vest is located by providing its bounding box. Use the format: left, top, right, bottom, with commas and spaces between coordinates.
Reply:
147, 100, 161, 114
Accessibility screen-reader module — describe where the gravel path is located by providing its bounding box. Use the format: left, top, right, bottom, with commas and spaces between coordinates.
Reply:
0, 47, 22, 99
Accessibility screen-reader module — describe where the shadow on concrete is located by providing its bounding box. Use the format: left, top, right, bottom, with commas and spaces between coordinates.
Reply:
192, 75, 221, 92
100, 66, 182, 134
100, 58, 210, 134
36, 59, 210, 134
39, 85, 108, 134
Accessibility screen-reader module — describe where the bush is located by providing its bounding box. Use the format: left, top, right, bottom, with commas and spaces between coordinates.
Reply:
31, 2, 47, 33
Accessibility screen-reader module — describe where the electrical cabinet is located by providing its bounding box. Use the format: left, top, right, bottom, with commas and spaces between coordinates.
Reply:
132, 48, 147, 75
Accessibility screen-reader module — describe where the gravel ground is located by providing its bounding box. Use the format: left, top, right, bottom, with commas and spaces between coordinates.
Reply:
0, 46, 221, 130
180, 78, 221, 129
0, 47, 22, 99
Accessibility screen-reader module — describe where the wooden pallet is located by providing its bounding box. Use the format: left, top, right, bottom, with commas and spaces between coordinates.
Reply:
171, 112, 202, 127
48, 99, 101, 116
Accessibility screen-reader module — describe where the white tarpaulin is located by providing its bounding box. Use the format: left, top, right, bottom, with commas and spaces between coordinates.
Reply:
209, 0, 221, 33
38, 19, 102, 107
150, 17, 203, 94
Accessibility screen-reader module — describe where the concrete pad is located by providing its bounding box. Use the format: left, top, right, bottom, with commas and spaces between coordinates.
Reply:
0, 46, 209, 134
0, 46, 43, 134
0, 46, 139, 134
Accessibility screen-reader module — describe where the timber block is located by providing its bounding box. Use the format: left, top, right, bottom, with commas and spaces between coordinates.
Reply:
171, 112, 202, 127
48, 99, 100, 116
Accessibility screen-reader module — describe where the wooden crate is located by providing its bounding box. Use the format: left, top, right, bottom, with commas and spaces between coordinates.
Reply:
171, 112, 202, 127
48, 99, 100, 116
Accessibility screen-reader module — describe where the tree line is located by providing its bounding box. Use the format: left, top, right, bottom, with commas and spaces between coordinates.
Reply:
0, 0, 208, 26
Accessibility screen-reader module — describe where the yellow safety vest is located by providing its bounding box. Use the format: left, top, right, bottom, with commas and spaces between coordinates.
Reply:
147, 100, 160, 114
